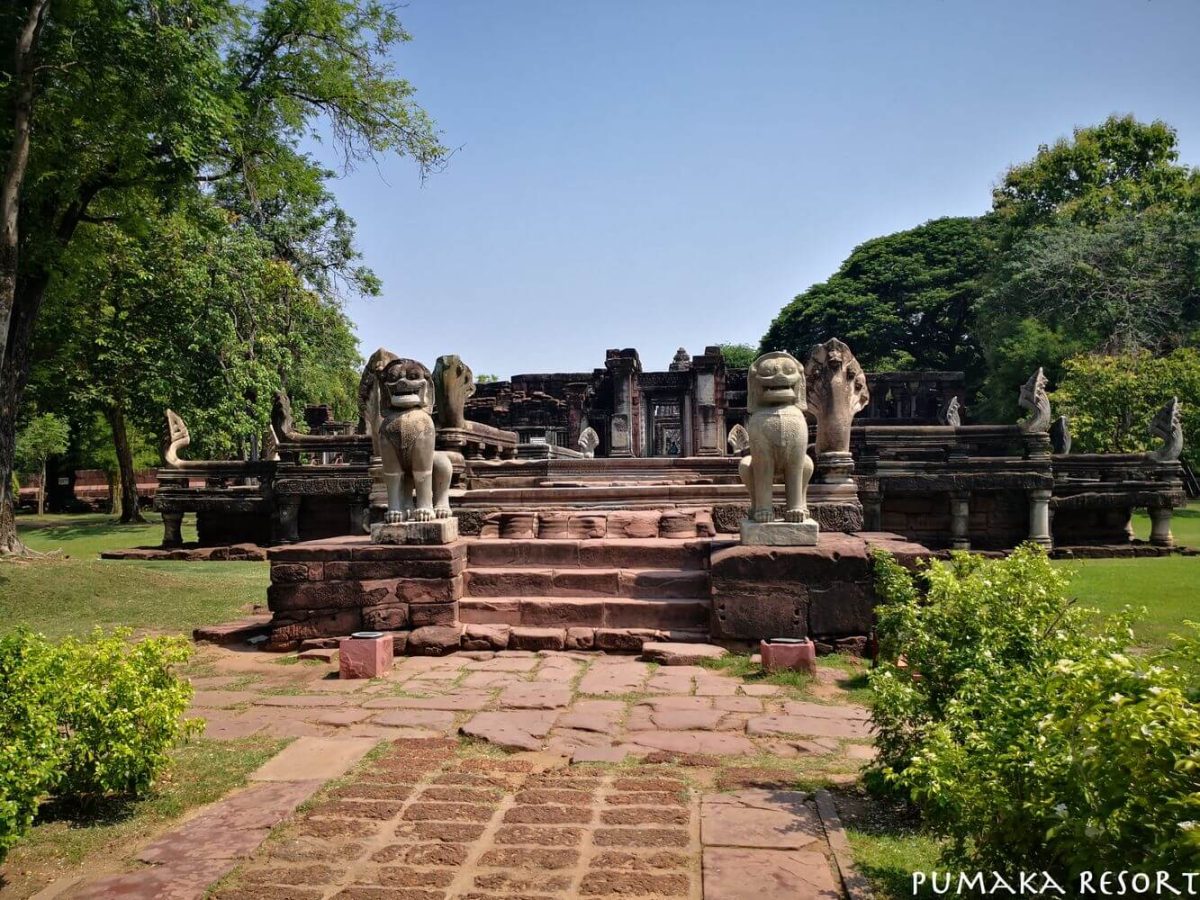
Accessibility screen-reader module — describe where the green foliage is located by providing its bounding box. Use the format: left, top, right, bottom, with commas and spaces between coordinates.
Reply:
1053, 349, 1200, 467
14, 414, 70, 476
761, 217, 994, 384
717, 343, 758, 369
993, 115, 1200, 228
869, 546, 1200, 873
0, 629, 196, 862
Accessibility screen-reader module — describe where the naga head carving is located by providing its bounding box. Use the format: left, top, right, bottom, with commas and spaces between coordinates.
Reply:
432, 354, 475, 429
746, 351, 806, 412
805, 338, 869, 416
1018, 367, 1051, 433
1149, 397, 1183, 462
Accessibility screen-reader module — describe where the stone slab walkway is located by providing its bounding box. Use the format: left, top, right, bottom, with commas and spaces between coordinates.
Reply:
52, 647, 876, 898
186, 647, 874, 772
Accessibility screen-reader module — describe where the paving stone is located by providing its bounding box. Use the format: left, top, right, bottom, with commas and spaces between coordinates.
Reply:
251, 736, 379, 782
702, 847, 841, 900
745, 714, 870, 739
256, 694, 348, 708
315, 708, 374, 727
701, 790, 822, 850
72, 859, 239, 900
639, 695, 713, 711
466, 656, 540, 672
362, 692, 490, 710
713, 696, 764, 713
494, 825, 583, 846
693, 678, 739, 696
556, 699, 624, 732
191, 690, 259, 709
497, 682, 573, 709
371, 709, 456, 730
460, 710, 559, 751
626, 730, 756, 756
579, 871, 690, 897
739, 683, 784, 697
462, 671, 523, 688
640, 641, 728, 665
577, 663, 647, 696
647, 709, 726, 731
195, 713, 265, 741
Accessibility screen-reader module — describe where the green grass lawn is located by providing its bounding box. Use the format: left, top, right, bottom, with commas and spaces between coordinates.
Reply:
3, 513, 266, 640
0, 737, 285, 899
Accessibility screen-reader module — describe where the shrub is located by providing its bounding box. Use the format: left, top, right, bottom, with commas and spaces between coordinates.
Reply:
0, 629, 196, 862
869, 545, 1200, 873
0, 631, 67, 861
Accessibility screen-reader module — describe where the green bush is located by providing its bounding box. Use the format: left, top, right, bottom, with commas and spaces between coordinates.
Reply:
0, 629, 196, 861
869, 545, 1200, 873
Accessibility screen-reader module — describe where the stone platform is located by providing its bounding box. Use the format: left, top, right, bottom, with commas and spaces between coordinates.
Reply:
711, 532, 930, 642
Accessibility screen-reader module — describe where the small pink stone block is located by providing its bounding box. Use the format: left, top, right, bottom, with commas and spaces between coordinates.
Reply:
760, 639, 816, 675
339, 635, 393, 679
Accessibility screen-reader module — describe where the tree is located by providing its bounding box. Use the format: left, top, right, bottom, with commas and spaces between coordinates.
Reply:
1052, 350, 1200, 469
993, 115, 1200, 229
761, 217, 995, 387
14, 414, 68, 515
0, 0, 445, 553
717, 343, 757, 368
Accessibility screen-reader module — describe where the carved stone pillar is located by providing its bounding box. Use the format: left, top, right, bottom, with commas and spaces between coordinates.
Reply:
949, 491, 971, 550
276, 496, 301, 544
690, 346, 725, 457
1028, 489, 1052, 548
161, 512, 184, 548
1149, 507, 1175, 547
605, 350, 641, 458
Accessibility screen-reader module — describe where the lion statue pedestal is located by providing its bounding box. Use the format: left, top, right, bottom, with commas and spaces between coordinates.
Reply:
737, 351, 819, 547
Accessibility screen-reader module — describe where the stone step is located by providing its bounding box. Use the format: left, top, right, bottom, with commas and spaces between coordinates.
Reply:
459, 596, 712, 630
463, 566, 711, 599
466, 538, 709, 570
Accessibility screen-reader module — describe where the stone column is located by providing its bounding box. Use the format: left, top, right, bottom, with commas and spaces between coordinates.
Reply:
605, 350, 641, 458
949, 491, 971, 550
1028, 489, 1052, 548
681, 393, 694, 457
276, 496, 301, 544
861, 491, 883, 532
161, 512, 184, 548
690, 346, 725, 456
1149, 507, 1175, 547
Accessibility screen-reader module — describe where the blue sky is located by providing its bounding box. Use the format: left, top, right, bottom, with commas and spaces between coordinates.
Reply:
321, 0, 1200, 378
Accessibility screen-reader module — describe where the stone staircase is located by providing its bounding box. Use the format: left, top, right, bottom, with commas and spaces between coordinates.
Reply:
460, 538, 712, 638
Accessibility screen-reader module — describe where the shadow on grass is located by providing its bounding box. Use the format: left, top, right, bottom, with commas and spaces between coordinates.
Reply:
16, 519, 152, 540
835, 785, 943, 899
33, 793, 140, 831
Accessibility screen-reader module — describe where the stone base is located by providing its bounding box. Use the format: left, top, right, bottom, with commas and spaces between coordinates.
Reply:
739, 518, 819, 546
371, 518, 459, 545
711, 532, 932, 641
265, 536, 465, 648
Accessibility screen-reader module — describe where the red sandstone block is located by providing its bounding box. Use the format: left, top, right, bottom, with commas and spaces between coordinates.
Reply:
594, 628, 658, 652
618, 569, 710, 599
459, 598, 521, 625
464, 568, 553, 597
408, 601, 458, 627
268, 580, 391, 612
578, 539, 707, 571
606, 511, 662, 539
268, 543, 352, 562
552, 568, 620, 596
508, 627, 566, 651
519, 541, 584, 568
340, 634, 393, 679
603, 598, 709, 630
537, 512, 570, 539
393, 575, 463, 604
519, 597, 604, 628
350, 542, 465, 561
270, 608, 363, 644
362, 603, 409, 631
567, 514, 607, 539
324, 558, 465, 580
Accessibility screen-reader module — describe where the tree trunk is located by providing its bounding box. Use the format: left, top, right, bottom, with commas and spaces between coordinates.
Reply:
37, 458, 44, 515
109, 469, 122, 518
106, 404, 144, 523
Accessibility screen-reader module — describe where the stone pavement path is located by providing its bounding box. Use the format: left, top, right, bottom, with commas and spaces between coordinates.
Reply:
59, 648, 876, 899
187, 647, 874, 771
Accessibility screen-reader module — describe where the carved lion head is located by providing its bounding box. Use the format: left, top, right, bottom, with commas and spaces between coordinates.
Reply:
747, 351, 806, 412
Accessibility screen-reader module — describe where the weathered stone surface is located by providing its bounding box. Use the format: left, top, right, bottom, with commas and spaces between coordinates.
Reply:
498, 683, 572, 710
339, 634, 392, 679
323, 558, 464, 580
701, 789, 821, 849
607, 511, 661, 539
251, 736, 378, 782
746, 714, 870, 740
508, 627, 566, 652
462, 623, 511, 651
361, 602, 408, 631
627, 730, 755, 756
702, 847, 840, 900
407, 600, 458, 627
406, 625, 462, 656
640, 642, 726, 665
740, 518, 819, 546
460, 710, 558, 751
193, 616, 272, 646
371, 517, 458, 546
565, 626, 596, 650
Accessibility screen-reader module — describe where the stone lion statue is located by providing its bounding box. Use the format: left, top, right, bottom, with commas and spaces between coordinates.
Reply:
738, 351, 814, 523
359, 348, 453, 523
